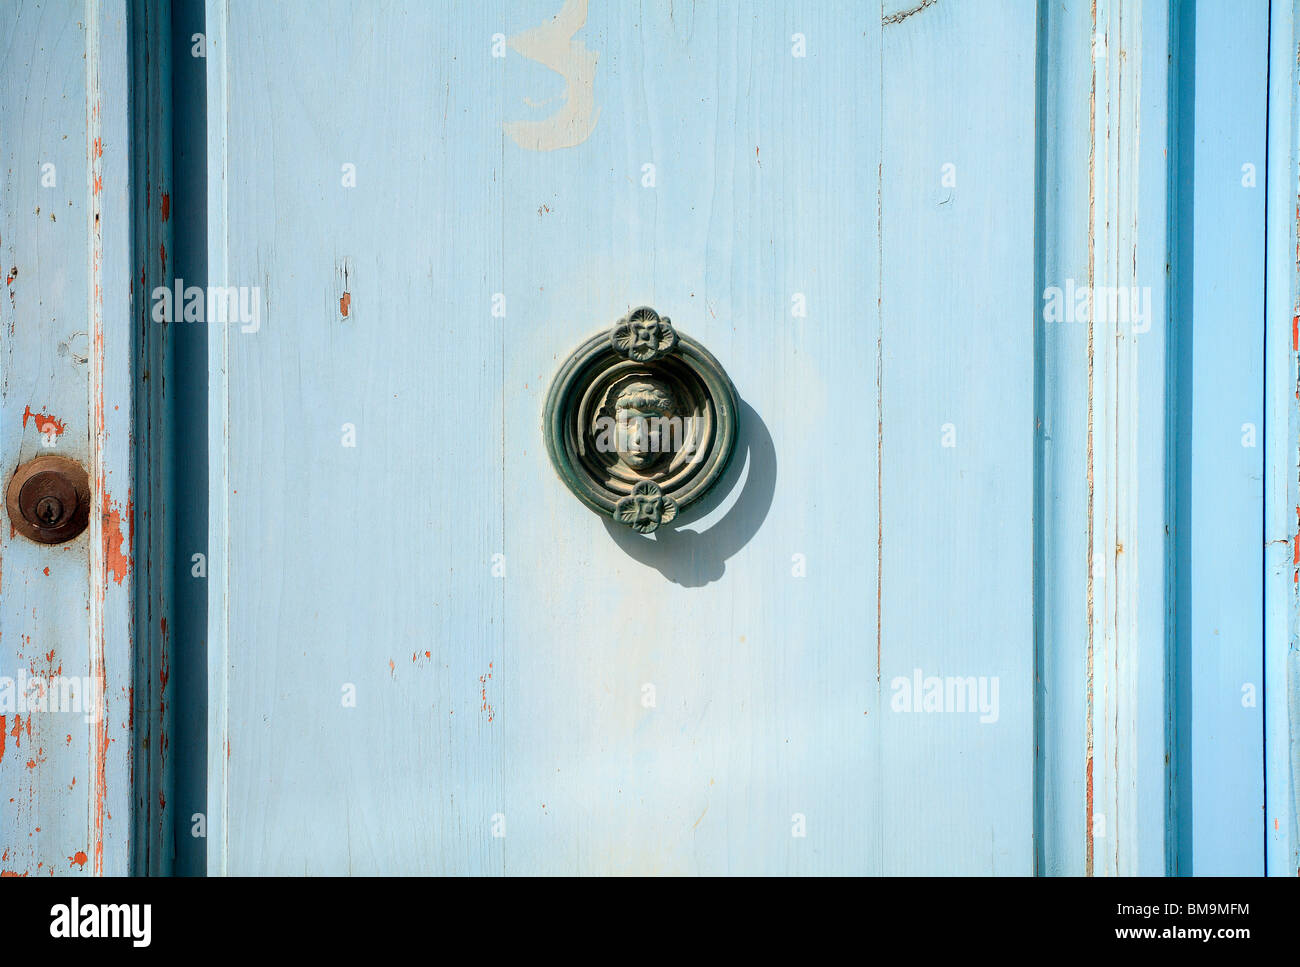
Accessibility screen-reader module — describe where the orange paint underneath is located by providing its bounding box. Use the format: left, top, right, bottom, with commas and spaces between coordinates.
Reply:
160, 193, 171, 222
21, 404, 65, 436
479, 662, 496, 723
1085, 754, 1095, 875
102, 492, 134, 585
70, 851, 88, 868
340, 292, 351, 317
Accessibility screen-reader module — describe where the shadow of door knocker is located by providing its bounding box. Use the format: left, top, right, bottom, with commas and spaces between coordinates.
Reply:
544, 307, 739, 534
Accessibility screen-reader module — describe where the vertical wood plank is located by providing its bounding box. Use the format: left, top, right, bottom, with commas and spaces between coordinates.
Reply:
1180, 0, 1268, 876
207, 0, 508, 874
0, 0, 134, 879
1, 0, 96, 878
878, 0, 1037, 874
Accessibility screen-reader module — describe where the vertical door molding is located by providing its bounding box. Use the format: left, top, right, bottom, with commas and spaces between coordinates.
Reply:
203, 0, 231, 878
127, 0, 177, 877
83, 0, 138, 879
1264, 0, 1300, 879
1084, 0, 1172, 877
1037, 0, 1173, 877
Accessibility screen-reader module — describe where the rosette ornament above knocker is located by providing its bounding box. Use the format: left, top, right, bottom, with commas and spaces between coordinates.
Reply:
544, 307, 739, 534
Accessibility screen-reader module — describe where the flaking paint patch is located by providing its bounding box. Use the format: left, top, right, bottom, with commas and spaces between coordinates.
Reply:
102, 492, 133, 585
70, 851, 88, 868
503, 0, 600, 151
337, 259, 353, 320
480, 663, 496, 722
91, 708, 107, 874
21, 405, 65, 436
88, 26, 111, 876
882, 0, 939, 26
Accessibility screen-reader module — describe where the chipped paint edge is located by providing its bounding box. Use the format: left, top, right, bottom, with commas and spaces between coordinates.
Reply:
85, 0, 135, 877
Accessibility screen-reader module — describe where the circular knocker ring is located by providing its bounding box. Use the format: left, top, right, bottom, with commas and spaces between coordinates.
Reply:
544, 307, 739, 534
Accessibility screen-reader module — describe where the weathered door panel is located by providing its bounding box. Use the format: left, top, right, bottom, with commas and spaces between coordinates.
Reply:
0, 0, 136, 877
205, 0, 1036, 875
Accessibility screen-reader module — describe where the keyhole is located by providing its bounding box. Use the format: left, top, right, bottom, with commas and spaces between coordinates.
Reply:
36, 495, 63, 526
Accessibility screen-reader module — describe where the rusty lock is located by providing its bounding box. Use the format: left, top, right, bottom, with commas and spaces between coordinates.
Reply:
6, 455, 90, 544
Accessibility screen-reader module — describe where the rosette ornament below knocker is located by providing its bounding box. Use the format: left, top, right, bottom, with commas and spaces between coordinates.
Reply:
615, 480, 677, 534
543, 305, 739, 536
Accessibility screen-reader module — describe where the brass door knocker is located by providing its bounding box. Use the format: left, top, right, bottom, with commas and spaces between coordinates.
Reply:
544, 307, 739, 534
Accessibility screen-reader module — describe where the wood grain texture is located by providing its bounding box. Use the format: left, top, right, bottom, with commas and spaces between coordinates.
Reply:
1086, 0, 1165, 878
878, 0, 1035, 874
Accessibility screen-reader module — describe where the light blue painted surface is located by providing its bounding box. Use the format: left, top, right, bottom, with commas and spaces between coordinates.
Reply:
1133, 0, 1173, 877
877, 0, 1035, 874
204, 0, 1038, 875
1265, 0, 1300, 878
1036, 0, 1092, 876
1183, 0, 1268, 875
2, 0, 1296, 877
0, 0, 135, 877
